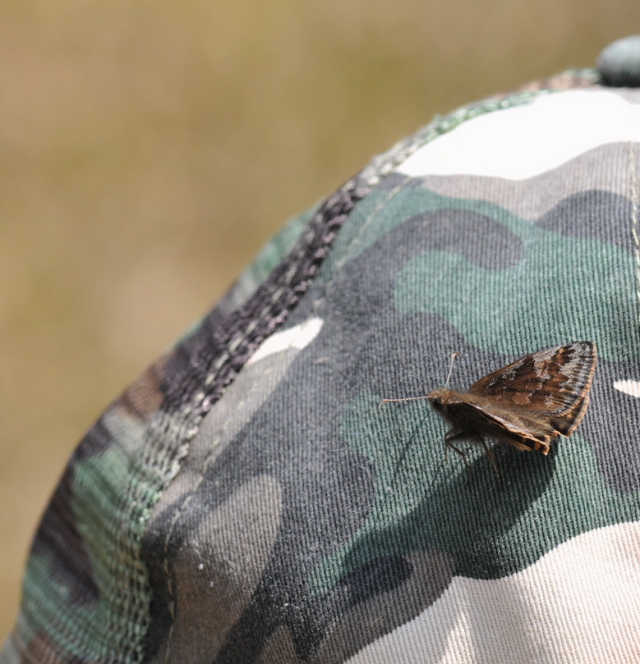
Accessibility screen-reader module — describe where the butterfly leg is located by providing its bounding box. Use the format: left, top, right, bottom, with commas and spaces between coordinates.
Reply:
444, 429, 471, 476
443, 428, 462, 461
474, 435, 502, 486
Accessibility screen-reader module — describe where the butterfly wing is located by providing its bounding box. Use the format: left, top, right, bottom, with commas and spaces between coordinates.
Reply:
443, 397, 556, 454
468, 341, 597, 437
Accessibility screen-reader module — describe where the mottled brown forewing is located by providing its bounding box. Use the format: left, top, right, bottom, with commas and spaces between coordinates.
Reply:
467, 341, 597, 437
428, 341, 597, 463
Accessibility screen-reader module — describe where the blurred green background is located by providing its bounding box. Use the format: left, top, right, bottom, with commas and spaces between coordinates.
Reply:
0, 0, 638, 638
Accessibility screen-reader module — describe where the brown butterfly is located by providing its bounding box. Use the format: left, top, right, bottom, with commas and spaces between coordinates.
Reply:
381, 341, 597, 476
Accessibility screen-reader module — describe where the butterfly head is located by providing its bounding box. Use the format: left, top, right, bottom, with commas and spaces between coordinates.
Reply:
427, 388, 457, 415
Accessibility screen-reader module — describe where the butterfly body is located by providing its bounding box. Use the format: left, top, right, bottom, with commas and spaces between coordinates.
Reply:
427, 341, 597, 465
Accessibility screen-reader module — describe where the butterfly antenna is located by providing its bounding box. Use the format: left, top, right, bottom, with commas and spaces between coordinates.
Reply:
378, 352, 461, 410
443, 352, 461, 389
378, 395, 431, 410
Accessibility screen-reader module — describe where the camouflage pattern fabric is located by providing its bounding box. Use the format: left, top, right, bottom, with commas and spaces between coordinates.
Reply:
4, 67, 640, 663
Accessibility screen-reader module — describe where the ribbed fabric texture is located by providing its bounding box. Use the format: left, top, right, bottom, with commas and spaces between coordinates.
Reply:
7, 69, 640, 664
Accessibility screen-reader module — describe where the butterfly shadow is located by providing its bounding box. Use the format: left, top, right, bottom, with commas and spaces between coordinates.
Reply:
341, 441, 559, 586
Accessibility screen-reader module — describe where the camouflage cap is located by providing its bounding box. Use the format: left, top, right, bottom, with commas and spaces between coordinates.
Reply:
3, 36, 640, 664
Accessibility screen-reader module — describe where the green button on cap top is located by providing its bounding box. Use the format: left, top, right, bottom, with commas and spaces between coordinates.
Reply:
597, 35, 640, 87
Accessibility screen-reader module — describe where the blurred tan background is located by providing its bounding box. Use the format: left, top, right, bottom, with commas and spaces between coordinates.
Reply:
0, 0, 637, 637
